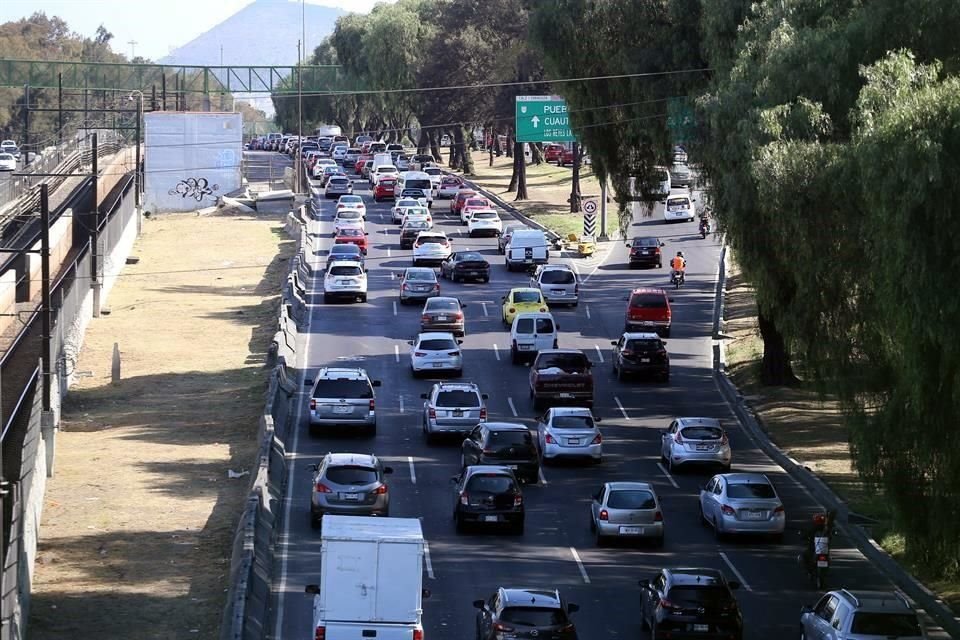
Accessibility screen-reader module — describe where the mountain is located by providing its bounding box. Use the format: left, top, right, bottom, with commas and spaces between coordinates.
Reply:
159, 0, 344, 69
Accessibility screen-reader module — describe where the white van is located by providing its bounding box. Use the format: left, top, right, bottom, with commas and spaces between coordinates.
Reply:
372, 153, 393, 170
394, 171, 434, 207
629, 168, 671, 202
505, 229, 549, 271
510, 312, 559, 363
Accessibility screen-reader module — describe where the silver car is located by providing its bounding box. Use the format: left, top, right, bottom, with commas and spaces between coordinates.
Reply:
660, 417, 731, 471
391, 198, 423, 224
590, 481, 664, 546
800, 590, 926, 640
308, 452, 393, 528
399, 267, 440, 304
307, 367, 381, 436
420, 296, 466, 336
699, 473, 785, 539
530, 264, 579, 307
421, 381, 488, 441
535, 407, 602, 463
325, 175, 353, 198
408, 332, 463, 377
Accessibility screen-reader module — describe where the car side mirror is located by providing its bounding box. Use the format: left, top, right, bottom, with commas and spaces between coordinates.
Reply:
372, 380, 382, 387
610, 341, 618, 346
305, 584, 320, 595
451, 476, 460, 483
473, 599, 486, 610
481, 394, 489, 400
420, 393, 428, 399
567, 603, 580, 614
668, 298, 675, 303
457, 339, 464, 345
594, 416, 602, 422
407, 340, 414, 345
660, 242, 665, 247
501, 296, 506, 301
638, 579, 650, 589
422, 588, 432, 599
306, 463, 319, 471
728, 581, 741, 590
625, 243, 631, 248
304, 379, 314, 386
800, 605, 813, 614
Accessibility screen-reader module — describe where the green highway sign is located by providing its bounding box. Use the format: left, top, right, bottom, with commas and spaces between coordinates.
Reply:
516, 96, 575, 143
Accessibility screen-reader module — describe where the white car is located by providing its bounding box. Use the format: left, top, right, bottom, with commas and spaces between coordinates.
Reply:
336, 194, 366, 218
312, 158, 337, 177
331, 144, 349, 163
535, 407, 603, 463
391, 198, 424, 223
437, 176, 464, 199
401, 209, 433, 229
424, 166, 443, 193
370, 165, 399, 186
333, 209, 365, 235
412, 231, 452, 266
408, 332, 463, 377
323, 261, 368, 303
663, 193, 695, 223
467, 209, 503, 237
0, 153, 16, 172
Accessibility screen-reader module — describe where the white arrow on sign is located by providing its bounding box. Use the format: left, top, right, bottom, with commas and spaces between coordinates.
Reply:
531, 115, 540, 129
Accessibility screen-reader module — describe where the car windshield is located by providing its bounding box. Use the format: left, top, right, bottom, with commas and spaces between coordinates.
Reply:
397, 199, 419, 207
630, 294, 667, 309
680, 426, 723, 440
329, 265, 362, 276
418, 236, 447, 246
667, 586, 731, 606
552, 415, 594, 429
540, 270, 575, 284
726, 483, 776, 499
499, 607, 566, 627
513, 291, 541, 303
313, 379, 372, 399
324, 466, 379, 485
465, 474, 515, 494
419, 338, 458, 351
850, 612, 921, 635
607, 490, 656, 510
436, 390, 481, 407
425, 299, 459, 312
406, 271, 436, 282
536, 353, 588, 372
474, 212, 498, 220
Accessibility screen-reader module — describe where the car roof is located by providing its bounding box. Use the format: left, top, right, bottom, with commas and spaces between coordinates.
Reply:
676, 417, 723, 428
623, 332, 662, 340
417, 231, 447, 238
327, 260, 363, 269
404, 267, 435, 275
323, 452, 379, 466
416, 331, 458, 340
550, 407, 593, 417
514, 311, 554, 320
836, 590, 913, 612
316, 367, 370, 380
483, 422, 529, 431
433, 381, 480, 392
718, 472, 771, 485
536, 349, 583, 356
470, 209, 499, 215
499, 588, 562, 608
464, 464, 515, 477
631, 287, 667, 295
508, 287, 541, 294
606, 481, 655, 492
666, 568, 727, 586
539, 264, 573, 271
330, 244, 360, 252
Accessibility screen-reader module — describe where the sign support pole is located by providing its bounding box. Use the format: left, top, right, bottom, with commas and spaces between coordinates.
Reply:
599, 180, 609, 241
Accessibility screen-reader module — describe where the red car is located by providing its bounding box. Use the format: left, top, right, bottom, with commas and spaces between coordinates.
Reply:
450, 189, 478, 215
334, 228, 369, 254
374, 178, 398, 202
559, 147, 576, 166
624, 288, 672, 337
544, 143, 565, 163
354, 154, 372, 174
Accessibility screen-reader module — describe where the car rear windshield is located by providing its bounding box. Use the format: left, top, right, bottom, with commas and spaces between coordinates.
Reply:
337, 211, 361, 219
406, 270, 436, 282
850, 612, 921, 635
458, 253, 486, 262
425, 299, 459, 311
499, 607, 566, 627
680, 426, 723, 440
466, 199, 487, 207
514, 291, 541, 303
535, 318, 554, 333
341, 196, 362, 203
313, 379, 372, 399
631, 237, 658, 246
329, 178, 348, 185
488, 430, 534, 450
630, 294, 667, 309
515, 318, 534, 333
325, 465, 379, 485
473, 212, 498, 219
418, 237, 447, 246
536, 353, 588, 372
607, 490, 657, 510
403, 223, 429, 232
552, 415, 594, 429
726, 483, 776, 499
540, 270, 575, 284
329, 265, 362, 276
442, 177, 460, 185
420, 338, 458, 350
465, 474, 515, 494
406, 179, 432, 190
331, 245, 360, 254
436, 390, 481, 407
626, 339, 661, 352
667, 586, 731, 606
666, 197, 689, 207
406, 208, 429, 216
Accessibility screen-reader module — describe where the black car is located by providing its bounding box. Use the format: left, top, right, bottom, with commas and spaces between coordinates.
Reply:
474, 588, 580, 640
461, 422, 539, 484
639, 568, 743, 640
440, 252, 491, 283
400, 221, 431, 250
626, 236, 665, 268
325, 244, 365, 270
611, 332, 669, 381
451, 466, 524, 533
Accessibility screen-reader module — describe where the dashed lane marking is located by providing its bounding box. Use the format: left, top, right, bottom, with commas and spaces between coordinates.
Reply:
570, 547, 591, 584
656, 462, 680, 488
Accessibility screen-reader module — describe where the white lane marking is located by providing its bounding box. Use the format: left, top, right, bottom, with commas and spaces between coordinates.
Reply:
424, 541, 436, 579
481, 302, 488, 316
656, 462, 680, 489
408, 456, 417, 484
538, 467, 548, 485
393, 301, 398, 316
493, 343, 501, 361
614, 396, 630, 420
274, 220, 316, 638
581, 241, 618, 285
399, 395, 405, 413
387, 248, 392, 258
394, 344, 400, 363
585, 305, 591, 320
719, 551, 752, 591
594, 345, 604, 363
570, 260, 581, 276
569, 547, 591, 584
507, 397, 518, 417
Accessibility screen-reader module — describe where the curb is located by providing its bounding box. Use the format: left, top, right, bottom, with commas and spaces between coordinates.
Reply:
712, 247, 959, 638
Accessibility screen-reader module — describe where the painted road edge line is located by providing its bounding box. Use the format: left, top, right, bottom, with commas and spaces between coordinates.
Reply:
507, 396, 518, 417
719, 551, 752, 591
424, 540, 436, 579
408, 456, 417, 484
570, 547, 591, 584
656, 462, 680, 489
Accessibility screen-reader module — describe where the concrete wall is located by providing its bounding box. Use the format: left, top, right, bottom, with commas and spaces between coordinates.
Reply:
0, 270, 15, 338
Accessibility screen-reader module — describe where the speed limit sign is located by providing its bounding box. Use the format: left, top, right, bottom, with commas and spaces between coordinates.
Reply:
582, 199, 598, 214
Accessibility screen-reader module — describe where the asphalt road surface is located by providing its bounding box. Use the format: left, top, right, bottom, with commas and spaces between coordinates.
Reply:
269, 155, 936, 639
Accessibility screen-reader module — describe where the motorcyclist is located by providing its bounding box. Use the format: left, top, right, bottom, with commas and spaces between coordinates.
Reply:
800, 510, 836, 572
669, 251, 686, 284
698, 207, 712, 235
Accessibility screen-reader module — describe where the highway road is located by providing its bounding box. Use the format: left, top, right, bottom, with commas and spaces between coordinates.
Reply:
269, 154, 932, 639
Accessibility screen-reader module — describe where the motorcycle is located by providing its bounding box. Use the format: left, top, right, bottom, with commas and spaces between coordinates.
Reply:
699, 218, 711, 239
670, 269, 685, 289
798, 533, 832, 589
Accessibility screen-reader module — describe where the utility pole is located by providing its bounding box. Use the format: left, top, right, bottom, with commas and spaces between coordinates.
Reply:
128, 40, 137, 60
39, 183, 56, 474
58, 73, 64, 145
23, 84, 30, 167
91, 133, 100, 317
297, 39, 304, 194
599, 179, 610, 241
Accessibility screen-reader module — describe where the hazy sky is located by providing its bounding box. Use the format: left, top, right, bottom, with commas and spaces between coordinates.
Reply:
1, 0, 393, 60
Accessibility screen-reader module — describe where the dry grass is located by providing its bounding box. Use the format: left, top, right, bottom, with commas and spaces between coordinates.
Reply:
28, 209, 294, 640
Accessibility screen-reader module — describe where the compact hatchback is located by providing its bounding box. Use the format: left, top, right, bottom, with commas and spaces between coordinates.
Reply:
474, 588, 580, 640
461, 422, 540, 484
800, 590, 926, 640
661, 417, 732, 472
408, 332, 464, 377
535, 407, 602, 464
308, 452, 393, 528
421, 381, 488, 441
307, 367, 381, 436
590, 481, 664, 546
639, 568, 743, 639
624, 288, 672, 337
452, 465, 525, 533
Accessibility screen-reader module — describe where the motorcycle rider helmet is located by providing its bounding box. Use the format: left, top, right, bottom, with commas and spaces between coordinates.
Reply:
677, 251, 684, 258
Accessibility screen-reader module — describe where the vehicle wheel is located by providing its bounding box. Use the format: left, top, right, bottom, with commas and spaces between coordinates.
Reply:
662, 328, 671, 338
657, 261, 662, 269
454, 511, 465, 533
592, 456, 603, 465
367, 424, 377, 437
452, 272, 459, 283
589, 513, 596, 532
359, 294, 367, 303
411, 368, 420, 379
454, 368, 463, 378
654, 535, 665, 549
594, 527, 605, 547
667, 455, 676, 473
713, 517, 724, 541
310, 514, 321, 530
640, 609, 650, 631
482, 277, 490, 283
616, 366, 625, 383
323, 294, 331, 304
460, 453, 467, 469
511, 347, 519, 365
513, 519, 525, 535
698, 504, 708, 526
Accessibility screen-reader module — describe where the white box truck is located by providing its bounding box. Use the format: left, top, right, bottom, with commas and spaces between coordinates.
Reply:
316, 124, 343, 138
306, 515, 428, 640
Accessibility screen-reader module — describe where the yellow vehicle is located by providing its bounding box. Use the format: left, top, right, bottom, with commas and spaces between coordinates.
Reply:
567, 232, 596, 257
501, 287, 549, 325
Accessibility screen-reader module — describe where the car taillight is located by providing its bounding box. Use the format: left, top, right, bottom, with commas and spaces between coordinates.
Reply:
599, 509, 608, 521
592, 434, 602, 445
654, 510, 663, 522
428, 408, 436, 418
413, 631, 423, 640
817, 553, 828, 562
514, 494, 523, 506
482, 449, 495, 455
479, 407, 487, 420
654, 247, 661, 254
374, 485, 387, 495
454, 312, 463, 319
447, 351, 460, 356
315, 482, 332, 493
545, 434, 555, 444
402, 283, 410, 290
622, 349, 634, 357
310, 399, 316, 410
460, 494, 469, 505
721, 504, 736, 516
434, 284, 440, 291
659, 598, 678, 612
493, 622, 514, 633
774, 505, 785, 514
674, 432, 683, 444
315, 625, 326, 640
422, 315, 430, 322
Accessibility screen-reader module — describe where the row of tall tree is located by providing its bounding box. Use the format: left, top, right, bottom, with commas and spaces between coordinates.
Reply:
279, 0, 960, 579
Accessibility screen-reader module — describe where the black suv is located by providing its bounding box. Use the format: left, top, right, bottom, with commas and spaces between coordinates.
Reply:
639, 568, 743, 640
626, 236, 665, 269
451, 466, 524, 533
474, 588, 580, 640
611, 332, 670, 381
461, 422, 540, 484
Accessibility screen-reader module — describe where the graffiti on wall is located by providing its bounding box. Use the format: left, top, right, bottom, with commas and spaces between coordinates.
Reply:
168, 177, 220, 202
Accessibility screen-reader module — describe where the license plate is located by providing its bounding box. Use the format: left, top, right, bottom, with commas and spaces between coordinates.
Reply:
467, 271, 480, 276
640, 357, 651, 363
519, 345, 533, 350
436, 315, 448, 321
744, 511, 766, 520
483, 515, 499, 522
559, 393, 573, 399
332, 406, 352, 414
509, 465, 519, 470
619, 526, 643, 535
341, 493, 361, 501
642, 250, 651, 255
696, 444, 712, 451
816, 560, 829, 568
568, 438, 580, 445
524, 258, 533, 263
432, 363, 444, 368
693, 624, 709, 632
552, 290, 564, 295
453, 409, 464, 417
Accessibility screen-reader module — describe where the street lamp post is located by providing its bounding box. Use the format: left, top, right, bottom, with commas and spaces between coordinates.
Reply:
128, 90, 144, 213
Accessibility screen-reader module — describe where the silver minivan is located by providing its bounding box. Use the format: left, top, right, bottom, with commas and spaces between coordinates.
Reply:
530, 264, 579, 307
510, 312, 558, 364
307, 368, 382, 436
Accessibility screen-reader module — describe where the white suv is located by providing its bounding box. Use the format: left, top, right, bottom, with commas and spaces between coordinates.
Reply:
800, 590, 925, 640
323, 261, 368, 303
412, 232, 452, 266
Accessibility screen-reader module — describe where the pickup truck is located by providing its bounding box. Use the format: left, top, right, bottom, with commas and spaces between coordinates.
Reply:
528, 349, 594, 409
